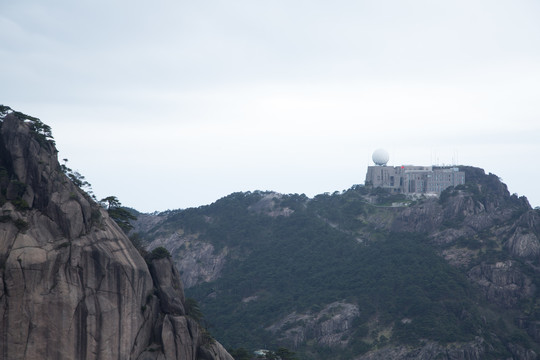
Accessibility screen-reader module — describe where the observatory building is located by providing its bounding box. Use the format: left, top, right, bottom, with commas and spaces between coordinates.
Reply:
365, 149, 465, 195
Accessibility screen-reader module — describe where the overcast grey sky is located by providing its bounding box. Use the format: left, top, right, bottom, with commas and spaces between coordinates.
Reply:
2, 0, 539, 212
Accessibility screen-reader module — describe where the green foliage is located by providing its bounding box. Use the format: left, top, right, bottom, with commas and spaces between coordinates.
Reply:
129, 232, 147, 257
185, 297, 204, 322
441, 212, 465, 229
61, 159, 96, 200
201, 327, 215, 346
100, 195, 121, 208
139, 176, 536, 359
147, 246, 171, 260
12, 198, 29, 211
183, 296, 214, 348
66, 170, 90, 189
439, 186, 454, 204
459, 166, 523, 208
7, 179, 30, 210
228, 347, 251, 360
309, 187, 370, 230
0, 105, 11, 114
91, 209, 102, 224
0, 168, 29, 210
108, 207, 137, 232
100, 196, 137, 233
170, 189, 484, 353
14, 218, 29, 231
274, 347, 299, 360
455, 236, 482, 250
9, 179, 26, 196
7, 108, 56, 146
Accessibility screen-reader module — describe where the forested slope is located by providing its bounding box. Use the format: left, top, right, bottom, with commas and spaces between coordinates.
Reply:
135, 168, 540, 360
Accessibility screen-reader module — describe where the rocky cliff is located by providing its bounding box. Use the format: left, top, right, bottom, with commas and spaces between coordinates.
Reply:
0, 107, 232, 360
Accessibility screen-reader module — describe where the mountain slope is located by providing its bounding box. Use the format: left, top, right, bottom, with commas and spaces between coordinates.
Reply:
0, 106, 233, 360
137, 169, 540, 359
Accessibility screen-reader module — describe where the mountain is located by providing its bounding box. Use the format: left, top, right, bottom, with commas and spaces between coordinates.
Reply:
135, 166, 540, 359
0, 106, 233, 360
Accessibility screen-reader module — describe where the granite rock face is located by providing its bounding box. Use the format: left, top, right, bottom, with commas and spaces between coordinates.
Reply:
355, 337, 490, 360
0, 109, 232, 360
468, 260, 535, 308
266, 302, 360, 348
147, 231, 228, 289
149, 257, 186, 315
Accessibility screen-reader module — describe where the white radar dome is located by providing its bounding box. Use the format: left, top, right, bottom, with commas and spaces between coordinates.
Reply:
372, 149, 389, 166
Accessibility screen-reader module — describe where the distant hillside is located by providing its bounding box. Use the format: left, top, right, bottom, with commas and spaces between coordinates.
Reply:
134, 167, 540, 360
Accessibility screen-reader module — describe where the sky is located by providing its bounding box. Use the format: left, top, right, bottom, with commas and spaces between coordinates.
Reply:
1, 0, 539, 212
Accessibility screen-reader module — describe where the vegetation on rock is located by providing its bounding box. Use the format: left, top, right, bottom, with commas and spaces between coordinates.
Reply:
0, 106, 234, 360
100, 195, 137, 232
147, 246, 172, 260
137, 175, 540, 359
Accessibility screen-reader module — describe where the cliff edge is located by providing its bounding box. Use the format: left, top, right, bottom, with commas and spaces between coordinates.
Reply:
0, 107, 232, 360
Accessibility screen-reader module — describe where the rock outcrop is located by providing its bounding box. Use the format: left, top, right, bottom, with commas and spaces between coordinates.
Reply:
145, 231, 228, 289
355, 337, 490, 360
468, 260, 535, 308
266, 302, 360, 348
0, 108, 232, 360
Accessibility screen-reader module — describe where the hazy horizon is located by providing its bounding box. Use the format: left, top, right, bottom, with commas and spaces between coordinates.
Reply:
2, 1, 539, 212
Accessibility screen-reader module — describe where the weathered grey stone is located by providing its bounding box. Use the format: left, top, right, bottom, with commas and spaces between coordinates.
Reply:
516, 318, 540, 342
468, 260, 534, 308
507, 230, 540, 258
507, 343, 538, 360
266, 302, 360, 348
148, 232, 228, 289
355, 337, 490, 360
0, 110, 231, 360
161, 315, 198, 359
149, 257, 186, 315
197, 341, 235, 360
0, 211, 154, 359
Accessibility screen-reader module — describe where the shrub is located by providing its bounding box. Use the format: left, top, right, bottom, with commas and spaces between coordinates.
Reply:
200, 328, 214, 346
148, 246, 171, 260
129, 232, 148, 257
14, 218, 29, 231
185, 297, 204, 322
13, 198, 29, 211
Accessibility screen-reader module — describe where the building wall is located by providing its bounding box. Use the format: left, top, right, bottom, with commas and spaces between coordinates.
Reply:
365, 165, 465, 194
365, 166, 403, 192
